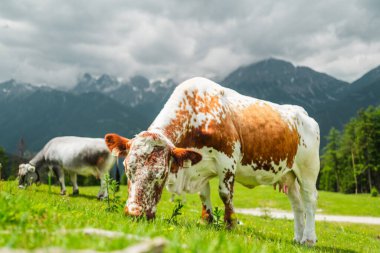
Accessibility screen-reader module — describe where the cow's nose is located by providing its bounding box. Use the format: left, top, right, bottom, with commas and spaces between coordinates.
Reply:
124, 204, 143, 217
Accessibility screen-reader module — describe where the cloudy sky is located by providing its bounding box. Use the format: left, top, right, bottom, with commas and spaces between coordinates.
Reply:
0, 0, 379, 89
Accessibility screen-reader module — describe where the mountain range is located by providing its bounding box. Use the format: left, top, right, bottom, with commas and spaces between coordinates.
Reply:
1, 58, 379, 153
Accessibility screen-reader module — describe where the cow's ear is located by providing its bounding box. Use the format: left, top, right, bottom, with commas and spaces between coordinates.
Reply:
104, 133, 131, 157
170, 148, 202, 172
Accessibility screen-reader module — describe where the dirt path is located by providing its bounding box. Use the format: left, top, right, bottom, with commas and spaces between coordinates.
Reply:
235, 208, 380, 225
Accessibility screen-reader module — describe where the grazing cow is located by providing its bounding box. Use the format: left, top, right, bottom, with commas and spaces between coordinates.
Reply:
105, 77, 320, 245
18, 136, 116, 198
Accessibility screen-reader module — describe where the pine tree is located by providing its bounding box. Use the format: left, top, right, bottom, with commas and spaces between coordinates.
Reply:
339, 120, 358, 193
0, 147, 9, 180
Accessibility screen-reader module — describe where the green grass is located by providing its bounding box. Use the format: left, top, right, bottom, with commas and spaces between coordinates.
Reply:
0, 180, 379, 252
232, 181, 380, 217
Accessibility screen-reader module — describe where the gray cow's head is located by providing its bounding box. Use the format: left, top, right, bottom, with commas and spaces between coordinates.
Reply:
18, 163, 40, 188
105, 132, 202, 219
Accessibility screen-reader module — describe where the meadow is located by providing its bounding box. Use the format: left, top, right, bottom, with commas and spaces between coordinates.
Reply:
0, 179, 379, 253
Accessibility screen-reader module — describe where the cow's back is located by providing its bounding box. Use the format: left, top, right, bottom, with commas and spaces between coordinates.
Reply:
42, 137, 110, 168
151, 77, 319, 187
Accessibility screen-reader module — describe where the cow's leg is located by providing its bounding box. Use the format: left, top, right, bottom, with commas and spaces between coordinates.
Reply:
97, 173, 108, 199
199, 182, 213, 223
298, 157, 319, 246
53, 166, 66, 195
69, 172, 79, 196
282, 172, 305, 243
218, 171, 237, 229
299, 180, 318, 245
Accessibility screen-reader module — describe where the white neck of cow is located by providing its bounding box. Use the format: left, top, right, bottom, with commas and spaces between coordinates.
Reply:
29, 149, 45, 168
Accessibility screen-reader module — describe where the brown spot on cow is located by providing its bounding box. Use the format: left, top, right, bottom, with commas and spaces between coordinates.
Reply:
82, 150, 109, 167
163, 89, 239, 158
163, 91, 299, 172
236, 103, 300, 169
223, 170, 234, 194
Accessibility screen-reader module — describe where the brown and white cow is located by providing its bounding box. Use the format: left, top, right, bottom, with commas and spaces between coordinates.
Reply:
105, 77, 320, 245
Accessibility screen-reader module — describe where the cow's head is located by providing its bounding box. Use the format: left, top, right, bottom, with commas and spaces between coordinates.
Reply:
18, 163, 40, 188
105, 132, 202, 219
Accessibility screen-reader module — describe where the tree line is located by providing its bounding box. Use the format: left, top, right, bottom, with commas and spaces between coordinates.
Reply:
319, 106, 380, 193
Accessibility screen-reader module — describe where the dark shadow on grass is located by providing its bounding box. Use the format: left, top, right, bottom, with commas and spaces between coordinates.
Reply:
70, 193, 99, 200
33, 188, 62, 196
32, 188, 99, 200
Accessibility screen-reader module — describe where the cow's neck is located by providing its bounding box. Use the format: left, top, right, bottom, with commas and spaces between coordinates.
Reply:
148, 121, 188, 147
148, 88, 238, 152
29, 150, 45, 168
148, 99, 193, 146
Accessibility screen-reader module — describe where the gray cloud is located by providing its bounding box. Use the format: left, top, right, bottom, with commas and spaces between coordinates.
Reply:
0, 0, 379, 88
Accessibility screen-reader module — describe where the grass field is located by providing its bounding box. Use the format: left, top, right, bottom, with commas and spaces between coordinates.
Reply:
0, 179, 379, 252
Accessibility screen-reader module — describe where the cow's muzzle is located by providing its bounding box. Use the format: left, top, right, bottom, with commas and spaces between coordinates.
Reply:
124, 202, 156, 220
124, 204, 143, 217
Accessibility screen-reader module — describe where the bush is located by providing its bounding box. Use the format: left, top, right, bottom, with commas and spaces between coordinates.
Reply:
371, 187, 378, 197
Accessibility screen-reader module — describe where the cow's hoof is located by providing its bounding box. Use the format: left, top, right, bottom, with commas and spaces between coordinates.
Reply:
200, 211, 214, 224
97, 193, 108, 200
199, 217, 214, 225
60, 190, 66, 196
293, 237, 302, 244
225, 218, 238, 230
73, 189, 79, 196
301, 238, 316, 247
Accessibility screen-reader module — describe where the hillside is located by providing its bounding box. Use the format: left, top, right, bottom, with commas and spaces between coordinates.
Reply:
221, 58, 349, 114
315, 65, 380, 139
0, 84, 147, 153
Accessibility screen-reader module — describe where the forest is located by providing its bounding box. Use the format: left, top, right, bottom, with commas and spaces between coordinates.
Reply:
319, 106, 380, 194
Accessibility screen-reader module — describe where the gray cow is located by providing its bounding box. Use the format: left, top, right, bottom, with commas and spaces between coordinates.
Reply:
18, 136, 116, 198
